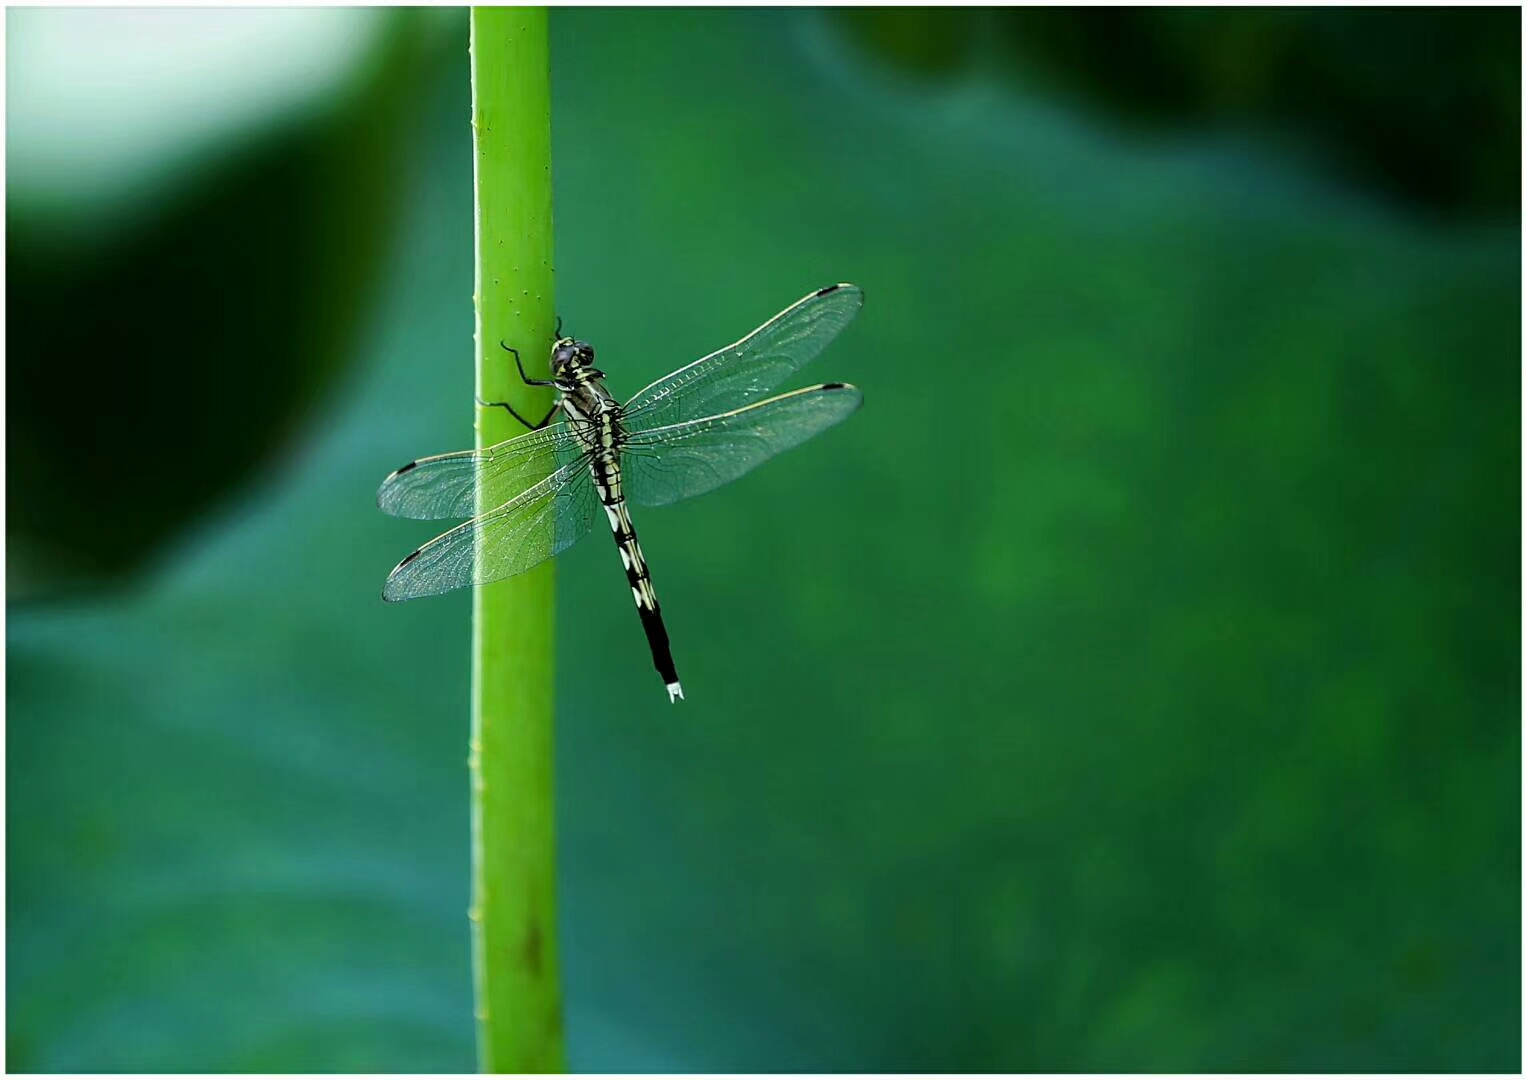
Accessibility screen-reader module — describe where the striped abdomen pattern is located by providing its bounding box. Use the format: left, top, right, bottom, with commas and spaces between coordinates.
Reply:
562, 368, 684, 703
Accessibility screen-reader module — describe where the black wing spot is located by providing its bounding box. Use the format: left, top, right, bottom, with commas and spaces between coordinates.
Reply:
822, 382, 847, 391
815, 283, 841, 297
393, 460, 418, 476
396, 549, 422, 568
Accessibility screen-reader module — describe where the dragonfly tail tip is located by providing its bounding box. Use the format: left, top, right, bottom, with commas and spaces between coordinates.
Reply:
667, 681, 685, 703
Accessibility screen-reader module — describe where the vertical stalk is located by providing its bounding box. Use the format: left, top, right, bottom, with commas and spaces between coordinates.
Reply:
467, 7, 563, 1073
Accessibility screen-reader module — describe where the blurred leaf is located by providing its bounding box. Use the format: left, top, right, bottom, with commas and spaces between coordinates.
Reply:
8, 9, 1519, 1072
6, 9, 452, 596
834, 7, 1521, 218
8, 9, 388, 228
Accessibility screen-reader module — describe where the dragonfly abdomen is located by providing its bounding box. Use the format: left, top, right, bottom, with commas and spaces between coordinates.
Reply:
600, 493, 683, 702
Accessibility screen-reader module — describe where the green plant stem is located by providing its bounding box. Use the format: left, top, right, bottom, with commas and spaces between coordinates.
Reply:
467, 7, 563, 1073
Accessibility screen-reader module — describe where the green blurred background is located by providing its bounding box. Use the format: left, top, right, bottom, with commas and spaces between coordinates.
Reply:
7, 7, 1520, 1072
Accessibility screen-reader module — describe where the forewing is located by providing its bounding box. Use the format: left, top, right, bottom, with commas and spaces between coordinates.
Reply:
622, 383, 862, 507
381, 458, 598, 601
621, 283, 862, 430
376, 423, 585, 521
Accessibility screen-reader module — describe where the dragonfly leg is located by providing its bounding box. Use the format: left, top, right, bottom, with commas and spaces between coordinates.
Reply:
476, 396, 558, 431
500, 341, 557, 387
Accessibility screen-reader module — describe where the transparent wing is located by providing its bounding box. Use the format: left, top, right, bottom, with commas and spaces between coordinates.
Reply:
621, 283, 863, 431
381, 457, 598, 601
622, 383, 862, 507
377, 423, 587, 521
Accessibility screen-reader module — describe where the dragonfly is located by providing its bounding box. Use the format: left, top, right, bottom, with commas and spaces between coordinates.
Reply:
377, 283, 864, 702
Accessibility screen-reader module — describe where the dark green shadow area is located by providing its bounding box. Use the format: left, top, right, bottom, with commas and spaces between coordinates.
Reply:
8, 8, 1519, 1072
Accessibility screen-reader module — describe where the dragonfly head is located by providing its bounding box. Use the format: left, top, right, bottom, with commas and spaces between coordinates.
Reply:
551, 338, 597, 380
